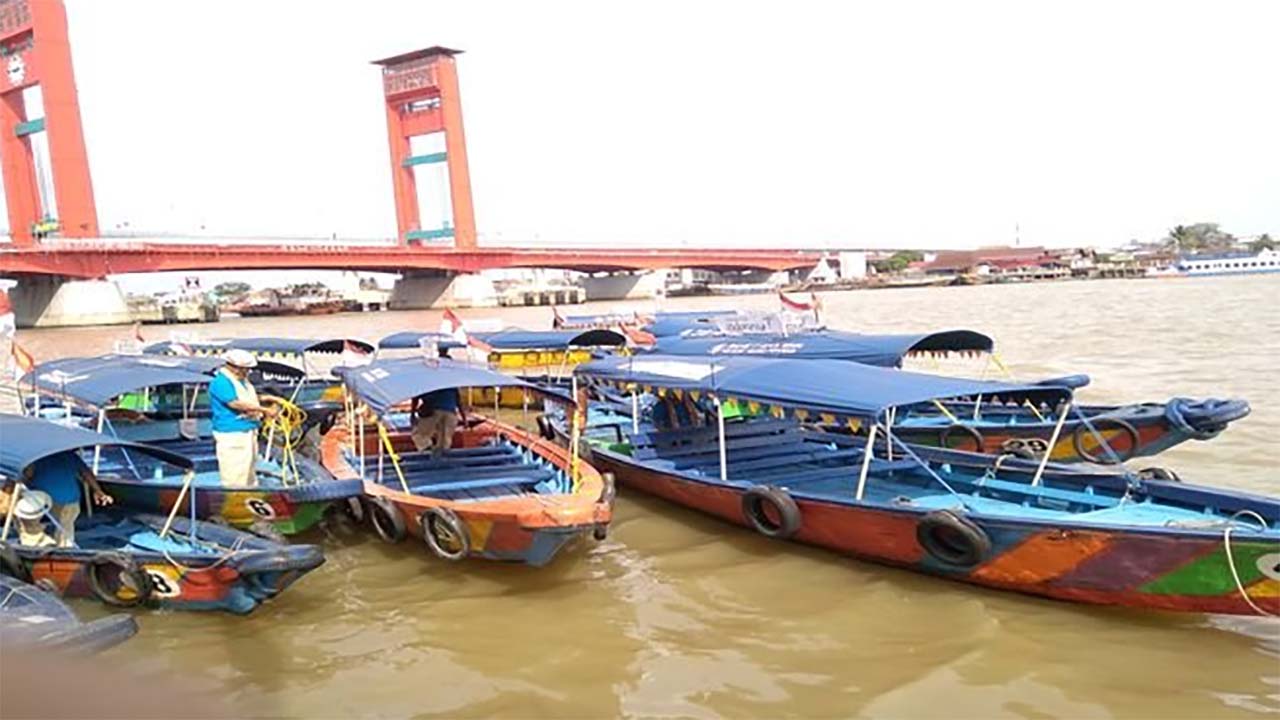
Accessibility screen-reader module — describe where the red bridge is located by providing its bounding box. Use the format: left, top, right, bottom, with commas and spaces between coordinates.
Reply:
0, 5, 816, 326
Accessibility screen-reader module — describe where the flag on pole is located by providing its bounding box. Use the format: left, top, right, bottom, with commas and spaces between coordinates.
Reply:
341, 339, 371, 367
132, 322, 145, 343
620, 323, 656, 347
440, 308, 473, 347
551, 306, 564, 329
778, 289, 822, 323
11, 341, 35, 374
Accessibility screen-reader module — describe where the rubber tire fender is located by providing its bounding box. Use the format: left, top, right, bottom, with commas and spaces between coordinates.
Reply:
536, 415, 555, 440
247, 519, 288, 545
999, 438, 1039, 460
941, 424, 985, 453
1137, 466, 1181, 483
420, 507, 470, 561
1072, 417, 1139, 464
741, 485, 802, 539
916, 510, 991, 569
87, 552, 154, 608
367, 495, 406, 544
343, 496, 367, 524
0, 545, 31, 582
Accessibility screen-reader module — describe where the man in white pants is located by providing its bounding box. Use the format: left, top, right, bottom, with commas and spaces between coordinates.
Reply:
209, 349, 279, 487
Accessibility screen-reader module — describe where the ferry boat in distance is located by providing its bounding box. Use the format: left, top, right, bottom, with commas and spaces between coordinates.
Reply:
1173, 248, 1280, 277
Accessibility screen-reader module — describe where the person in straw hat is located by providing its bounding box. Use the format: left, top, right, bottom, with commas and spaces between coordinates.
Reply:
209, 348, 281, 487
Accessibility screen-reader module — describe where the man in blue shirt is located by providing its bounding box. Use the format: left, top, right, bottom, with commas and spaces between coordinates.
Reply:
209, 349, 280, 486
17, 451, 113, 547
410, 388, 463, 455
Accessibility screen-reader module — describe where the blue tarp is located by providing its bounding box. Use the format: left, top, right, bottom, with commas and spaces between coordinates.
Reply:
21, 355, 222, 407
470, 329, 627, 351
337, 359, 539, 416
0, 413, 194, 479
649, 329, 994, 368
145, 337, 374, 356
645, 310, 739, 338
576, 355, 1070, 420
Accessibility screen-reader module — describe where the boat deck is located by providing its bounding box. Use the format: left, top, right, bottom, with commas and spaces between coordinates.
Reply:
363, 439, 572, 503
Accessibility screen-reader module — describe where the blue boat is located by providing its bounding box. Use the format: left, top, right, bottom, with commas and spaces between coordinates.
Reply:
564, 355, 1280, 615
0, 575, 138, 653
20, 355, 359, 535
0, 414, 325, 614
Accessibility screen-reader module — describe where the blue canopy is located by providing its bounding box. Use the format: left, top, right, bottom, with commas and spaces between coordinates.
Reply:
470, 329, 627, 351
376, 332, 466, 351
0, 413, 194, 479
645, 310, 739, 338
145, 337, 374, 357
556, 311, 643, 329
337, 359, 541, 416
576, 355, 1070, 421
649, 329, 994, 368
22, 355, 223, 407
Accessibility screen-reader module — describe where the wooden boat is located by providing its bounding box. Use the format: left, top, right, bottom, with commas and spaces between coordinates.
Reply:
0, 415, 325, 614
648, 328, 1249, 462
0, 575, 138, 653
567, 356, 1279, 615
320, 357, 612, 566
23, 354, 361, 535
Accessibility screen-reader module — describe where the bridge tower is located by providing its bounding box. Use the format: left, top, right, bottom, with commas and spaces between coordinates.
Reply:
374, 47, 477, 249
0, 0, 98, 247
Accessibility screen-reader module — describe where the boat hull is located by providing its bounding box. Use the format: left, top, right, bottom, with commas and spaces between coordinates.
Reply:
590, 451, 1280, 615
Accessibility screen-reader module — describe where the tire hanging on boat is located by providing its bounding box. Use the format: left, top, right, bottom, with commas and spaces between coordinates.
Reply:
420, 507, 470, 561
343, 496, 367, 524
741, 485, 802, 539
247, 519, 287, 544
87, 552, 154, 608
941, 424, 985, 452
916, 510, 991, 569
367, 496, 406, 544
1137, 467, 1182, 483
1071, 417, 1139, 464
536, 415, 555, 441
0, 546, 31, 582
999, 438, 1039, 460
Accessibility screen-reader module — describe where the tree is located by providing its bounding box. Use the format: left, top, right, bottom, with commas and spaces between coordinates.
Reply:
1163, 223, 1235, 253
1250, 234, 1275, 252
212, 282, 251, 299
872, 250, 924, 274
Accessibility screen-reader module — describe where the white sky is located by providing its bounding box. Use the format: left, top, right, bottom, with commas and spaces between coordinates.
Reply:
39, 0, 1280, 258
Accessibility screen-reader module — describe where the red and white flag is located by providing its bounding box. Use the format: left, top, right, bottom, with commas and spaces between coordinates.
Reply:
440, 308, 475, 347
11, 341, 35, 374
778, 289, 822, 322
341, 339, 371, 367
620, 323, 656, 347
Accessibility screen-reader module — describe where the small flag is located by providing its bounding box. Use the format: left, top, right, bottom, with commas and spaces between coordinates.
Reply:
341, 339, 371, 367
620, 323, 656, 347
12, 341, 35, 374
551, 306, 564, 329
132, 322, 145, 343
778, 289, 815, 312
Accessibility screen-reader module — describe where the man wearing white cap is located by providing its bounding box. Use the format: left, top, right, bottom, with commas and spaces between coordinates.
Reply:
10, 490, 57, 547
209, 349, 280, 487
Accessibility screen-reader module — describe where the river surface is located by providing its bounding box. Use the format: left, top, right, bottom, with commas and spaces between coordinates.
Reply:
15, 274, 1280, 718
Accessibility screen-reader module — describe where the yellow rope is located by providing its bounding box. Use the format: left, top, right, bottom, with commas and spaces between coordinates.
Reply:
375, 420, 410, 493
262, 399, 306, 484
931, 400, 960, 423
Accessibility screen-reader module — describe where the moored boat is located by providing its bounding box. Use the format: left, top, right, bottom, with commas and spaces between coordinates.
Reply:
321, 357, 612, 566
0, 575, 138, 653
0, 415, 325, 613
22, 354, 361, 535
569, 355, 1280, 615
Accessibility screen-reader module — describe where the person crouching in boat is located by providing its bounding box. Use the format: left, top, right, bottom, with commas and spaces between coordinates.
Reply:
7, 490, 56, 547
1, 451, 114, 547
410, 388, 464, 456
210, 349, 281, 487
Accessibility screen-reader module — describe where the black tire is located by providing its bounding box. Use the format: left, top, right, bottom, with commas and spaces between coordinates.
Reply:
999, 438, 1039, 460
420, 508, 470, 561
916, 511, 991, 569
536, 415, 555, 440
343, 496, 367, 524
741, 485, 802, 539
592, 524, 608, 541
367, 496, 406, 544
87, 553, 153, 608
247, 519, 287, 545
0, 546, 31, 582
1138, 467, 1182, 483
941, 424, 985, 453
1072, 418, 1139, 464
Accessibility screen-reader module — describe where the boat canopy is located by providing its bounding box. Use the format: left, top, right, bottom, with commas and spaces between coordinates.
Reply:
0, 413, 194, 479
576, 355, 1071, 422
376, 332, 466, 351
649, 329, 994, 368
469, 329, 627, 351
145, 337, 375, 358
645, 310, 739, 337
556, 311, 645, 329
22, 355, 222, 407
337, 359, 541, 416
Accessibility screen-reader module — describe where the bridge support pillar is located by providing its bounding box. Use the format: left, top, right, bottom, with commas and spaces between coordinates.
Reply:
10, 275, 132, 328
580, 270, 667, 301
390, 271, 498, 309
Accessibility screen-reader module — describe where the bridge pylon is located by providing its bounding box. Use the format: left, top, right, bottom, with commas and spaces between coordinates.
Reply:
374, 47, 477, 249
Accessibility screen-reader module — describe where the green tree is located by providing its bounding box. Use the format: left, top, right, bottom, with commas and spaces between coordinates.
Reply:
873, 250, 924, 274
1250, 233, 1275, 252
212, 281, 251, 299
1164, 223, 1235, 253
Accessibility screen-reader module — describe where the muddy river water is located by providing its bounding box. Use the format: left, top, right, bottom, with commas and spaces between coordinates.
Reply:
14, 274, 1280, 718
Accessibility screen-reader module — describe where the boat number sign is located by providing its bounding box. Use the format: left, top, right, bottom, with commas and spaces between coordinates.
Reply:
245, 497, 277, 519
145, 568, 183, 598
